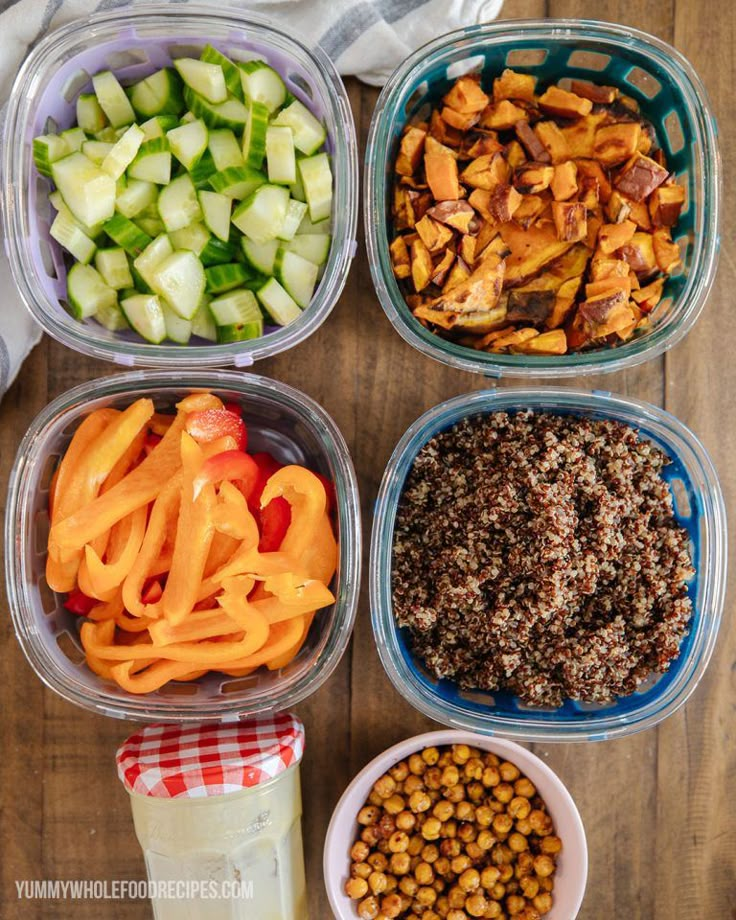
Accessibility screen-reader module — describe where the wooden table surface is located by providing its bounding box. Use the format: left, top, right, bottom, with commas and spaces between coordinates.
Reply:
1, 1, 734, 918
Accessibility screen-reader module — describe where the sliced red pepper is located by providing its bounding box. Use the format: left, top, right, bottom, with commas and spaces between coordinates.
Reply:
223, 401, 242, 418
192, 450, 260, 501
248, 451, 283, 512
313, 471, 337, 514
185, 409, 247, 452
258, 497, 292, 552
63, 588, 98, 616
144, 433, 162, 456
141, 578, 163, 604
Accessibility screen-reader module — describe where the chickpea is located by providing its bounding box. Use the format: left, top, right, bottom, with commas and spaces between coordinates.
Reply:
538, 876, 554, 893
464, 892, 488, 917
447, 885, 467, 908
492, 844, 513, 866
368, 790, 384, 807
515, 818, 532, 836
399, 875, 418, 897
475, 805, 494, 827
482, 766, 501, 787
442, 820, 458, 840
368, 853, 388, 872
513, 778, 535, 798
424, 913, 441, 920
493, 814, 514, 838
387, 831, 409, 853
455, 801, 475, 822
423, 746, 441, 765
414, 861, 434, 885
539, 836, 562, 856
359, 805, 381, 825
422, 843, 440, 863
480, 865, 500, 890
357, 895, 379, 920
436, 895, 451, 917
506, 894, 526, 915
353, 862, 372, 880
441, 765, 460, 787
403, 774, 425, 796
515, 852, 534, 876
434, 855, 452, 877
389, 760, 409, 783
351, 841, 370, 862
508, 833, 529, 854
465, 841, 483, 860
451, 854, 472, 875
409, 753, 428, 775
380, 892, 403, 919
458, 868, 481, 892
376, 837, 391, 855
433, 799, 455, 822
464, 758, 484, 781
383, 794, 405, 816
408, 835, 424, 856
489, 800, 504, 815
498, 864, 514, 883
528, 811, 553, 836
518, 909, 542, 920
409, 790, 432, 814
361, 826, 380, 846
422, 817, 443, 840
476, 829, 495, 851
345, 876, 369, 899
440, 837, 462, 858
484, 753, 500, 767
467, 781, 485, 803
490, 883, 506, 900
374, 774, 397, 799
389, 851, 410, 876
447, 912, 468, 920
369, 871, 388, 896
498, 762, 519, 783
438, 750, 454, 768
417, 886, 438, 907
508, 796, 531, 820
519, 876, 539, 899
485, 902, 503, 919
396, 810, 416, 832
434, 877, 447, 895
533, 855, 555, 879
377, 814, 396, 839
493, 783, 514, 804
532, 892, 552, 915
452, 744, 472, 764
425, 767, 444, 790
445, 784, 466, 804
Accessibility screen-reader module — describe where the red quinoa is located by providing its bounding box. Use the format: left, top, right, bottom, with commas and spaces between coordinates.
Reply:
391, 411, 694, 706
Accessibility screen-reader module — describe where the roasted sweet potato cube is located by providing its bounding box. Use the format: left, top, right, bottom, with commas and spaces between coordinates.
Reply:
493, 68, 537, 103
410, 238, 434, 291
570, 80, 618, 104
427, 200, 475, 233
617, 232, 657, 278
585, 275, 631, 299
552, 201, 587, 242
425, 153, 461, 201
652, 228, 682, 274
474, 220, 503, 260
626, 198, 653, 230
490, 184, 522, 223
457, 234, 477, 265
513, 194, 547, 229
467, 188, 494, 223
565, 313, 593, 350
538, 86, 593, 119
551, 161, 578, 201
631, 276, 665, 313
429, 109, 463, 148
579, 288, 629, 327
500, 222, 575, 287
463, 133, 504, 159
513, 163, 554, 195
441, 106, 481, 132
535, 122, 571, 164
443, 75, 490, 115
560, 113, 606, 159
590, 258, 630, 282
396, 126, 427, 176
511, 328, 567, 354
407, 189, 433, 223
578, 176, 600, 211
431, 248, 456, 287
442, 257, 472, 292
393, 186, 417, 229
416, 252, 506, 330
490, 327, 539, 350
615, 154, 669, 202
590, 301, 637, 338
505, 139, 527, 168
450, 305, 509, 332
649, 184, 686, 227
605, 190, 632, 224
506, 289, 555, 325
576, 159, 612, 203
415, 215, 454, 253
593, 123, 641, 167
516, 121, 551, 163
546, 276, 583, 329
585, 214, 603, 251
480, 100, 529, 131
461, 152, 510, 191
598, 219, 637, 255
425, 135, 457, 158
390, 235, 411, 279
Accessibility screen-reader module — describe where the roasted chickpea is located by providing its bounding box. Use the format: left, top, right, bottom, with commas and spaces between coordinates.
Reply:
359, 805, 381, 825
499, 762, 520, 783
475, 805, 494, 827
408, 835, 424, 857
351, 841, 370, 862
532, 892, 552, 915
414, 861, 433, 885
447, 911, 468, 920
409, 790, 432, 814
538, 876, 554, 893
464, 758, 484, 781
539, 836, 562, 855
476, 829, 495, 851
515, 852, 535, 876
458, 868, 480, 892
441, 765, 460, 787
436, 894, 451, 917
399, 875, 418, 897
422, 844, 440, 864
464, 891, 488, 917
493, 783, 514, 804
515, 818, 532, 836
357, 895, 379, 920
434, 855, 452, 877
403, 774, 425, 796
368, 852, 388, 872
485, 901, 503, 919
518, 909, 542, 920
533, 855, 555, 879
389, 760, 409, 783
508, 796, 531, 820
447, 885, 467, 908
408, 753, 427, 775
353, 862, 372, 880
417, 886, 438, 907
465, 841, 483, 861
451, 854, 472, 875
396, 810, 416, 832
490, 882, 506, 900
508, 833, 529, 854
482, 766, 501, 787
387, 831, 409, 853
467, 781, 485, 802
380, 892, 403, 919
513, 778, 535, 798
422, 817, 443, 840
480, 865, 501, 890
361, 826, 380, 846
455, 801, 475, 822
368, 871, 388, 896
368, 790, 383, 807
493, 813, 514, 838
383, 794, 405, 816
374, 775, 397, 799
452, 744, 472, 764
493, 844, 513, 866
433, 799, 455, 822
520, 876, 539, 899
506, 894, 526, 915
528, 811, 553, 836
498, 864, 514, 883
445, 784, 466, 804
440, 837, 462, 859
345, 876, 369, 899
423, 746, 441, 765
425, 767, 444, 790
442, 819, 458, 839
389, 851, 411, 876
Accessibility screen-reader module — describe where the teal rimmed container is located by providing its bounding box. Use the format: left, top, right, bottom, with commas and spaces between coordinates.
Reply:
365, 20, 721, 378
370, 388, 727, 742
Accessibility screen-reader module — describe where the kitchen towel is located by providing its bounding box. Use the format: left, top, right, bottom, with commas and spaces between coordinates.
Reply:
0, 0, 503, 396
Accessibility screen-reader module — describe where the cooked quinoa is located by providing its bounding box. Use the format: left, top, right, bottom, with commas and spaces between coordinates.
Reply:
391, 411, 695, 706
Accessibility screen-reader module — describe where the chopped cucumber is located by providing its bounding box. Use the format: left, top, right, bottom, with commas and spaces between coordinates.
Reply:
200, 237, 237, 266
275, 248, 318, 307
241, 238, 279, 275
285, 232, 331, 266
273, 99, 326, 155
298, 153, 333, 222
183, 87, 249, 130
174, 59, 227, 104
239, 61, 286, 114
33, 134, 70, 177
51, 153, 116, 227
49, 190, 104, 240
135, 217, 166, 238
67, 263, 117, 319
201, 45, 243, 101
169, 221, 211, 255
157, 173, 202, 232
297, 214, 331, 235
94, 127, 118, 143
129, 68, 184, 117
161, 301, 193, 343
277, 199, 308, 241
140, 115, 178, 140
95, 247, 133, 289
128, 138, 172, 184
266, 125, 296, 184
95, 299, 129, 331
104, 213, 153, 256
205, 262, 253, 294
208, 165, 265, 200
208, 129, 243, 171
210, 289, 264, 342
151, 250, 205, 319
167, 118, 208, 170
189, 149, 217, 188
50, 211, 96, 264
77, 94, 107, 134
256, 276, 302, 325
81, 141, 114, 165
115, 179, 158, 218
198, 190, 232, 242
92, 71, 135, 127
231, 184, 289, 243
120, 293, 166, 343
241, 101, 269, 169
133, 233, 173, 289
101, 124, 145, 179
60, 127, 86, 153
191, 298, 218, 341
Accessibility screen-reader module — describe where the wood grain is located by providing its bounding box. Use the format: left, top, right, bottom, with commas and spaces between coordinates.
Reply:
0, 1, 733, 918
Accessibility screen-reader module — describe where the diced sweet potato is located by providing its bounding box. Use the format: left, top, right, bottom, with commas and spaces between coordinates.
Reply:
461, 152, 510, 191
493, 68, 537, 103
575, 159, 612, 203
490, 184, 522, 223
489, 327, 538, 350
585, 275, 631, 299
426, 200, 475, 233
578, 176, 600, 210
649, 184, 686, 227
617, 232, 657, 278
598, 219, 637, 254
652, 228, 682, 274
459, 234, 477, 265
442, 257, 472, 293
425, 153, 461, 201
450, 306, 509, 332
590, 258, 630, 282
393, 186, 417, 229
410, 238, 434, 291
407, 189, 433, 223
546, 276, 583, 329
511, 328, 567, 354
390, 235, 411, 279
513, 163, 554, 194
415, 252, 507, 331
565, 314, 593, 350
551, 161, 578, 201
614, 154, 669, 201
552, 202, 587, 243
538, 86, 593, 119
516, 121, 551, 163
560, 113, 606, 159
500, 222, 575, 287
593, 123, 641, 167
512, 194, 546, 229
535, 122, 571, 164
415, 215, 454, 253
631, 277, 665, 313
431, 248, 456, 286
429, 109, 463, 148
605, 190, 632, 224
588, 301, 637, 338
396, 126, 427, 176
505, 139, 527, 168
462, 133, 504, 159
578, 288, 629, 327
626, 198, 653, 231
570, 80, 618, 104
467, 188, 494, 223
443, 75, 490, 114
441, 106, 481, 132
480, 100, 529, 131
506, 289, 555, 325
473, 220, 503, 260
425, 135, 457, 158
585, 214, 603, 250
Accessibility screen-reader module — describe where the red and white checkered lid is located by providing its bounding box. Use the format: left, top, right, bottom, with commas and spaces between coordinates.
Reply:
116, 713, 304, 798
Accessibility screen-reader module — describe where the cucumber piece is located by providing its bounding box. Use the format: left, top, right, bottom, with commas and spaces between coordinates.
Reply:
120, 293, 166, 343
140, 115, 178, 140
272, 99, 326, 155
77, 94, 107, 134
157, 173, 202, 233
231, 184, 289, 243
95, 247, 133, 289
256, 276, 302, 325
208, 129, 243, 171
275, 248, 318, 307
297, 213, 331, 235
169, 221, 211, 255
285, 232, 331, 266
191, 298, 218, 341
52, 153, 116, 227
198, 189, 232, 242
115, 179, 158, 218
161, 301, 192, 343
94, 299, 129, 331
33, 135, 70, 177
128, 138, 172, 184
210, 288, 263, 342
129, 68, 184, 117
104, 213, 153, 256
201, 45, 243, 101
265, 125, 296, 184
92, 71, 135, 127
241, 237, 279, 275
66, 262, 117, 319
166, 118, 208, 171
241, 101, 269, 169
50, 211, 96, 264
151, 250, 206, 319
205, 262, 253, 294
60, 127, 86, 153
135, 217, 166, 238
298, 153, 333, 222
94, 127, 119, 143
183, 87, 249, 130
289, 167, 306, 203
133, 233, 173, 289
189, 149, 217, 188
239, 61, 286, 114
81, 141, 114, 165
101, 124, 145, 179
200, 237, 237, 266
277, 198, 308, 242
208, 165, 266, 200
179, 111, 196, 125
49, 190, 104, 240
174, 59, 227, 104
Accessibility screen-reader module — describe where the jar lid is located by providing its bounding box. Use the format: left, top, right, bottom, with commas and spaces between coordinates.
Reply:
116, 713, 305, 798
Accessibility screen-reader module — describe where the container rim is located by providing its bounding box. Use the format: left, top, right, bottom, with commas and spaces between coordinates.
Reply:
364, 18, 721, 379
4, 369, 361, 721
369, 387, 727, 741
2, 4, 358, 368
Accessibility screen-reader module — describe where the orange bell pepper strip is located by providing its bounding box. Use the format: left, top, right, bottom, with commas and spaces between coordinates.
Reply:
259, 466, 327, 562
216, 616, 305, 672
49, 406, 186, 556
86, 590, 125, 622
204, 530, 241, 578
149, 413, 176, 436
80, 505, 148, 600
110, 659, 209, 693
88, 427, 147, 559
266, 615, 313, 670
176, 393, 223, 414
115, 610, 158, 633
148, 607, 241, 646
252, 577, 335, 622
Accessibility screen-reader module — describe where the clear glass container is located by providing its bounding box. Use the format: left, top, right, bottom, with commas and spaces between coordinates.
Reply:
370, 388, 727, 741
2, 5, 358, 368
364, 19, 721, 378
4, 370, 361, 721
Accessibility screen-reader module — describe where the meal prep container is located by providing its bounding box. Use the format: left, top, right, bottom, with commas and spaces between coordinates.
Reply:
370, 388, 727, 742
324, 729, 588, 919
2, 4, 358, 368
4, 369, 361, 721
365, 19, 721, 378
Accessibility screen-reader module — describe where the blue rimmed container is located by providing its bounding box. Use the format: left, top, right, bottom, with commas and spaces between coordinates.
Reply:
370, 388, 727, 741
365, 20, 721, 379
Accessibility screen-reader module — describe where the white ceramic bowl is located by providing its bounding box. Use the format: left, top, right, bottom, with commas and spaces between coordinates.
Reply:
324, 730, 588, 919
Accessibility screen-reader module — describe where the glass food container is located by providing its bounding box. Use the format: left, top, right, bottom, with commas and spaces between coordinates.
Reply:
4, 370, 361, 721
365, 19, 721, 378
370, 388, 727, 741
2, 4, 358, 368
117, 713, 308, 920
